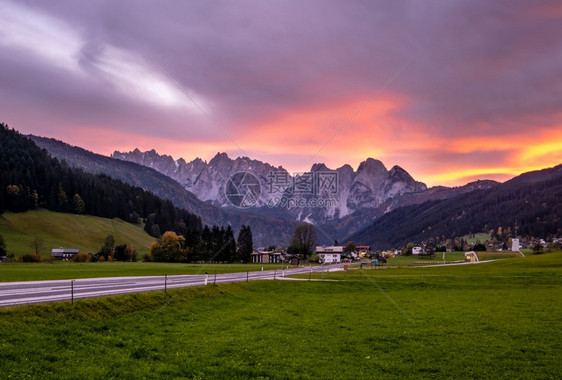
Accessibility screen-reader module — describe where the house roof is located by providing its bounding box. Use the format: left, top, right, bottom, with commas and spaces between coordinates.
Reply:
316, 245, 344, 253
252, 250, 281, 255
51, 248, 80, 254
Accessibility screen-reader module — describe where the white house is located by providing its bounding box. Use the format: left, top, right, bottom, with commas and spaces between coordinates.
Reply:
412, 246, 423, 255
316, 246, 342, 264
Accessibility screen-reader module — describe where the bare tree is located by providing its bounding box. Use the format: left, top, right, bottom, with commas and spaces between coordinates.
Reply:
29, 237, 44, 260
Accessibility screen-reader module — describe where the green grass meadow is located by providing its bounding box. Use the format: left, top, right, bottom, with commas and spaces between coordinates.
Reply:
463, 232, 490, 244
0, 209, 154, 257
386, 251, 521, 266
1, 253, 561, 378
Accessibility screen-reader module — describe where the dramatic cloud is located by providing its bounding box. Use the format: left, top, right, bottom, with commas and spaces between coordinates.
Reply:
1, 0, 561, 186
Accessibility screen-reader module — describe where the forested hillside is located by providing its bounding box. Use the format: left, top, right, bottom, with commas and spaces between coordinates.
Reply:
350, 164, 562, 250
0, 123, 201, 238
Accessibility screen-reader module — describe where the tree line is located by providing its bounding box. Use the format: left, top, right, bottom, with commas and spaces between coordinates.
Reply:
149, 224, 253, 263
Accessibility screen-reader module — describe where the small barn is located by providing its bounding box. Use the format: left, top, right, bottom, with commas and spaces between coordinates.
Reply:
465, 251, 479, 262
282, 254, 302, 266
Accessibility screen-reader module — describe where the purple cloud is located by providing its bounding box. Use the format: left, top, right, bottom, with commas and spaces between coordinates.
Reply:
0, 0, 561, 184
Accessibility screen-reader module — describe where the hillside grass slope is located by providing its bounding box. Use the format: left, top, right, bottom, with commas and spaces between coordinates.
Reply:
0, 209, 154, 257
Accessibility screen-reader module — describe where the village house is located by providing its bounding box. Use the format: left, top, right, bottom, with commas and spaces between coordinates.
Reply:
316, 245, 343, 264
412, 246, 424, 255
282, 253, 303, 266
251, 249, 282, 263
355, 245, 370, 258
51, 248, 80, 260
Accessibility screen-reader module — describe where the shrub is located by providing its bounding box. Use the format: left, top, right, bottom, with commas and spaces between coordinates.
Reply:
72, 252, 90, 262
473, 243, 487, 251
21, 254, 39, 262
142, 253, 153, 262
532, 243, 544, 255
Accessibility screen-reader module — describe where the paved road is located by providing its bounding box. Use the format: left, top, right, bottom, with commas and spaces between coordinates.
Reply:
0, 264, 343, 307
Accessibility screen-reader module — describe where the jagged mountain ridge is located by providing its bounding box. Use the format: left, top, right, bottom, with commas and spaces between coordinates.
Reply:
113, 149, 285, 206
112, 149, 428, 224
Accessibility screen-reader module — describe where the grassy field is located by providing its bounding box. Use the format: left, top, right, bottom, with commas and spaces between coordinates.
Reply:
387, 251, 470, 266
0, 253, 560, 378
0, 209, 154, 257
386, 251, 521, 266
463, 232, 490, 244
478, 251, 521, 260
306, 251, 561, 281
0, 262, 289, 282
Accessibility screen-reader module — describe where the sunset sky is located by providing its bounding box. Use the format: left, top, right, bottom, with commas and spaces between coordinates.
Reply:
1, 0, 561, 186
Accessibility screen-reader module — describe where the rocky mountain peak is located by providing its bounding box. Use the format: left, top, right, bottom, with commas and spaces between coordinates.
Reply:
337, 164, 354, 173
209, 152, 231, 166
389, 165, 408, 176
357, 158, 387, 176
388, 165, 424, 188
310, 163, 330, 172
384, 165, 427, 197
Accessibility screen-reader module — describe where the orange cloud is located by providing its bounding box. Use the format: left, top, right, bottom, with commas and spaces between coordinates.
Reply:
410, 126, 562, 186
237, 93, 411, 169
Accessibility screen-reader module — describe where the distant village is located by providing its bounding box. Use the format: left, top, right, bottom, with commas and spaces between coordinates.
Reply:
5, 235, 559, 264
